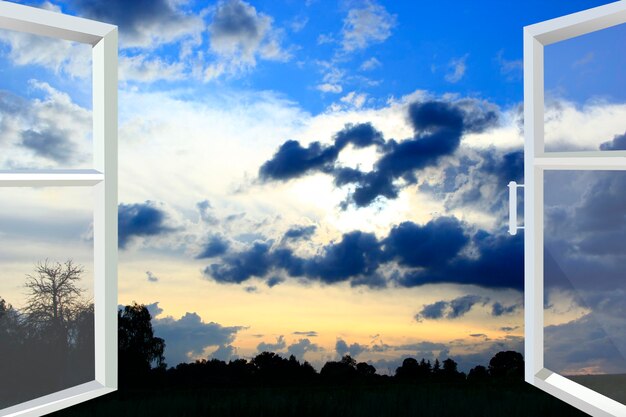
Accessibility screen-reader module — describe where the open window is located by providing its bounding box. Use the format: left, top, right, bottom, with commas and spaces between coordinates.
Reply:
0, 2, 117, 416
522, 2, 626, 416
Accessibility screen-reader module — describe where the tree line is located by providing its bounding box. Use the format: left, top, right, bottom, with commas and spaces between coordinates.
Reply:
119, 301, 525, 391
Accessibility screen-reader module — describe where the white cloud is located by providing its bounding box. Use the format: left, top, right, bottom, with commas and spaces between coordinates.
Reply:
120, 54, 186, 83
360, 57, 381, 71
445, 54, 468, 83
0, 29, 92, 79
341, 1, 396, 52
316, 83, 343, 94
340, 91, 368, 109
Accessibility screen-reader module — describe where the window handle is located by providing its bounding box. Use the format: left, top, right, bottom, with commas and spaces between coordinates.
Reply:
508, 181, 524, 235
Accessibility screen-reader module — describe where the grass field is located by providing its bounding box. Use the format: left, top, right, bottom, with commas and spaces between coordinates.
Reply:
51, 381, 589, 417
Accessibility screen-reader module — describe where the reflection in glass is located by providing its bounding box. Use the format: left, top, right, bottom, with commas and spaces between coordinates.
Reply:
0, 187, 94, 408
544, 170, 626, 404
543, 23, 626, 152
0, 27, 92, 170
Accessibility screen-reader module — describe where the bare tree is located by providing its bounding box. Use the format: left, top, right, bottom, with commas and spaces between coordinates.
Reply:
23, 259, 86, 329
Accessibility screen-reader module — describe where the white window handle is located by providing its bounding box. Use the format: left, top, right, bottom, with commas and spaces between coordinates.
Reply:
508, 181, 524, 235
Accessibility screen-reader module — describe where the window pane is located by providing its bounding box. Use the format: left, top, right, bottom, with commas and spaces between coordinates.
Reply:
544, 170, 626, 404
0, 187, 94, 409
544, 23, 626, 152
0, 28, 92, 170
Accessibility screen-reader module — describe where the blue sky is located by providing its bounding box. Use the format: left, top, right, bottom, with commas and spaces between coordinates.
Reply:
0, 0, 625, 377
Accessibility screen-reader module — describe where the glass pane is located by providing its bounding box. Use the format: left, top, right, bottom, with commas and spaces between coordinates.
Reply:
544, 170, 626, 404
0, 27, 92, 169
544, 23, 626, 152
0, 187, 94, 409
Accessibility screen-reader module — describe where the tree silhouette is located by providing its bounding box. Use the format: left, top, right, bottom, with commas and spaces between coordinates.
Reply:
23, 259, 86, 328
467, 365, 489, 383
118, 303, 166, 388
488, 350, 524, 380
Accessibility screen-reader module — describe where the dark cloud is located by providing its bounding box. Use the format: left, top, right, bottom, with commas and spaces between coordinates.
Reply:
469, 333, 487, 338
400, 231, 524, 290
197, 235, 230, 259
599, 131, 626, 151
415, 301, 447, 321
292, 331, 318, 337
118, 201, 175, 249
287, 338, 320, 360
383, 217, 468, 268
491, 302, 520, 316
449, 295, 487, 318
211, 344, 238, 361
335, 339, 367, 358
259, 100, 496, 208
333, 122, 385, 150
244, 285, 258, 293
257, 335, 286, 353
259, 140, 338, 181
266, 276, 284, 287
500, 326, 519, 333
67, 0, 200, 47
204, 216, 523, 290
303, 231, 382, 283
20, 129, 75, 163
415, 295, 487, 321
146, 302, 244, 366
206, 241, 274, 284
283, 225, 316, 241
146, 271, 159, 282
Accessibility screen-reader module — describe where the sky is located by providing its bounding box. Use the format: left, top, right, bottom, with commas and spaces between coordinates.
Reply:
0, 0, 625, 377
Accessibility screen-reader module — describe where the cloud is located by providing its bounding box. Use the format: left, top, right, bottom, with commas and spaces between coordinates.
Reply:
197, 200, 219, 224
197, 235, 230, 258
257, 335, 287, 353
118, 201, 176, 249
292, 331, 318, 337
20, 129, 76, 164
259, 139, 339, 181
119, 54, 186, 83
287, 338, 321, 360
545, 312, 626, 375
599, 131, 626, 150
0, 81, 91, 168
341, 1, 396, 52
491, 302, 520, 316
283, 225, 317, 241
383, 217, 468, 268
400, 232, 524, 290
495, 50, 522, 81
415, 295, 488, 321
316, 83, 343, 94
204, 215, 523, 290
360, 57, 381, 71
206, 0, 289, 80
147, 302, 245, 366
67, 0, 203, 48
259, 99, 499, 208
146, 271, 159, 282
445, 54, 468, 83
336, 339, 367, 358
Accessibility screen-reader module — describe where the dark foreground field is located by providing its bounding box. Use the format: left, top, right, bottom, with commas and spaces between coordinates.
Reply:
52, 381, 588, 417
570, 373, 626, 405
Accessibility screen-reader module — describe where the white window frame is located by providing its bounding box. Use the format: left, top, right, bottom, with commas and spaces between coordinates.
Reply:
0, 2, 117, 416
524, 2, 626, 416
